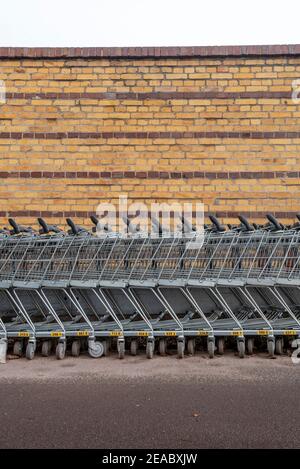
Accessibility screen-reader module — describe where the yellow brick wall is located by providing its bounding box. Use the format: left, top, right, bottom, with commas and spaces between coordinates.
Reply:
0, 48, 299, 229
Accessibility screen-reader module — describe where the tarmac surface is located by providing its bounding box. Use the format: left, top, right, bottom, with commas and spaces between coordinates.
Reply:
0, 352, 299, 449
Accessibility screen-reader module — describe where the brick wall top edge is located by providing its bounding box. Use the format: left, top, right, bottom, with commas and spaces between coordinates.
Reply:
1, 44, 300, 58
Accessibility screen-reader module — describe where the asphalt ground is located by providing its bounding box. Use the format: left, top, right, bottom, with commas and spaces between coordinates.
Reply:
0, 352, 299, 449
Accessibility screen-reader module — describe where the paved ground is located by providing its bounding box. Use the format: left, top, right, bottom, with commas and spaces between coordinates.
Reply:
0, 352, 299, 449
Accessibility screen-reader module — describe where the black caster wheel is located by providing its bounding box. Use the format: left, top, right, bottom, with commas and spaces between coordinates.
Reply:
208, 340, 215, 358
56, 342, 66, 360
42, 340, 52, 357
187, 338, 195, 355
247, 338, 254, 355
71, 340, 81, 357
26, 342, 35, 360
13, 340, 23, 357
159, 338, 167, 356
130, 340, 138, 356
146, 341, 154, 359
217, 337, 224, 355
267, 338, 275, 358
237, 339, 245, 358
275, 337, 283, 355
117, 340, 125, 359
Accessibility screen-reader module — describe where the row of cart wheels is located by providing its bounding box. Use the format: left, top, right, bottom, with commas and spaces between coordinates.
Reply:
130, 338, 184, 359
130, 337, 245, 359
9, 336, 288, 360
171, 337, 281, 359
13, 341, 36, 360
11, 339, 106, 360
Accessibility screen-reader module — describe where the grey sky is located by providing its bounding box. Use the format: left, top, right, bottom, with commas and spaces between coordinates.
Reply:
0, 0, 299, 47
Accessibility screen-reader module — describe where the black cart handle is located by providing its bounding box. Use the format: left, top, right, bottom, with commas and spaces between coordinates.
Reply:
266, 213, 282, 231
238, 215, 254, 231
38, 218, 62, 234
208, 215, 226, 232
66, 218, 88, 235
8, 218, 34, 235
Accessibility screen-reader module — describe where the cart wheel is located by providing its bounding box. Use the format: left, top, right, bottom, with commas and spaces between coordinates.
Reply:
159, 338, 167, 356
118, 340, 125, 359
237, 339, 245, 358
177, 340, 185, 359
71, 340, 81, 357
146, 340, 154, 359
26, 342, 35, 360
130, 340, 138, 356
56, 342, 66, 360
41, 340, 52, 357
88, 340, 104, 358
267, 338, 275, 358
217, 337, 224, 355
208, 340, 215, 358
103, 339, 110, 356
13, 340, 23, 357
0, 338, 7, 364
187, 338, 195, 355
275, 337, 283, 355
247, 338, 254, 355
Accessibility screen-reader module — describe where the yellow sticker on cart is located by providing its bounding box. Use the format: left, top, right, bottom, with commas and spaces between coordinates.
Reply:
257, 330, 270, 335
50, 331, 63, 337
197, 331, 209, 336
164, 331, 177, 336
76, 331, 89, 337
138, 331, 149, 337
231, 330, 243, 336
283, 330, 297, 336
110, 331, 122, 337
18, 332, 30, 337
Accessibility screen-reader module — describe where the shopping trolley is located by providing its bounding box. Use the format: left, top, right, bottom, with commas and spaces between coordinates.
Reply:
0, 211, 300, 363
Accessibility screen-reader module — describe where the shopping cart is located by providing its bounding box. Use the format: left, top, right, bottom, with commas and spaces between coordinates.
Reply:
0, 212, 299, 363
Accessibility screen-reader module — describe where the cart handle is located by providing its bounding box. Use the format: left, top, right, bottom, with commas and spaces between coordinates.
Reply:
38, 218, 62, 234
66, 218, 89, 235
238, 215, 254, 231
8, 218, 34, 235
266, 213, 282, 231
208, 215, 226, 232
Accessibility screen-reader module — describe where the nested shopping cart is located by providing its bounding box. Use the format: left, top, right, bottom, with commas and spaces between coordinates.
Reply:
0, 213, 300, 362
0, 289, 35, 355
